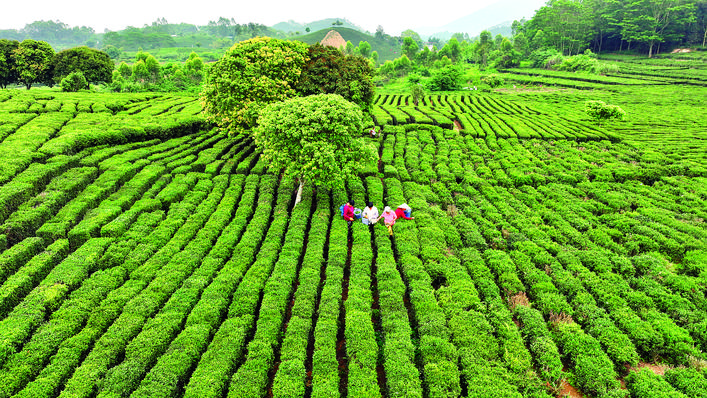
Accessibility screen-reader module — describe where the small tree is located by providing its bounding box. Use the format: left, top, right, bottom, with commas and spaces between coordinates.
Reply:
410, 84, 425, 106
585, 100, 626, 123
60, 71, 88, 92
428, 65, 462, 91
482, 74, 505, 88
296, 43, 375, 111
254, 94, 376, 205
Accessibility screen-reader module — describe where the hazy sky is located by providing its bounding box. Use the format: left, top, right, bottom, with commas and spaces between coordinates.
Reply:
2, 0, 519, 35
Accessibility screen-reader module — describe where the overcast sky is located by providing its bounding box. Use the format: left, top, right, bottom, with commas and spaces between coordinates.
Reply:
2, 0, 516, 35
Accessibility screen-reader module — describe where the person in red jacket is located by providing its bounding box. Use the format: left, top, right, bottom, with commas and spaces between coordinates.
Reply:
395, 203, 414, 220
343, 199, 355, 227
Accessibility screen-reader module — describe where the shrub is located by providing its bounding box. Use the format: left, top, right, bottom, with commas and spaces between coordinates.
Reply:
427, 65, 462, 91
585, 100, 626, 122
60, 71, 88, 92
482, 74, 505, 88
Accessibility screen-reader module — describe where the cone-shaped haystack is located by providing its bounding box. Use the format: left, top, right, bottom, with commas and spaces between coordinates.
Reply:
320, 30, 346, 49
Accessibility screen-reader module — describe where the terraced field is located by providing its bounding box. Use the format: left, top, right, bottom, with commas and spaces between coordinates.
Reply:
0, 62, 706, 398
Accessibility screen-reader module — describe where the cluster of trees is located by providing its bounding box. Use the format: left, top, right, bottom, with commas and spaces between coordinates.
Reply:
0, 20, 96, 50
109, 50, 205, 92
373, 0, 706, 91
0, 39, 113, 89
0, 38, 204, 92
202, 37, 377, 202
377, 32, 523, 91
519, 0, 707, 57
0, 18, 282, 55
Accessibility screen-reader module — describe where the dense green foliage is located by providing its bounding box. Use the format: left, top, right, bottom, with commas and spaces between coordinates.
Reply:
14, 39, 55, 89
52, 46, 113, 84
295, 43, 375, 110
201, 37, 309, 134
520, 0, 703, 57
0, 39, 20, 89
585, 100, 626, 122
0, 56, 706, 397
59, 71, 88, 92
254, 94, 375, 194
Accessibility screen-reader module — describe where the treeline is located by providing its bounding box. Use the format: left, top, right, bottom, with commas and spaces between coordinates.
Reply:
0, 20, 96, 50
375, 0, 707, 92
0, 39, 205, 92
0, 40, 113, 90
518, 0, 707, 57
0, 18, 282, 54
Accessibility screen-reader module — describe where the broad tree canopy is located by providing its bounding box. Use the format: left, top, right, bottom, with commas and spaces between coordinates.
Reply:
254, 93, 376, 202
295, 43, 375, 111
14, 39, 55, 89
201, 37, 309, 134
53, 46, 113, 84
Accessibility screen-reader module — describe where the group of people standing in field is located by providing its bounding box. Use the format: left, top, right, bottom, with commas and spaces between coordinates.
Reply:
341, 200, 414, 236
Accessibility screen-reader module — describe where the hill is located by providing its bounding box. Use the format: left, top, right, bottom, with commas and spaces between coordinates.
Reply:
293, 27, 401, 63
272, 18, 366, 34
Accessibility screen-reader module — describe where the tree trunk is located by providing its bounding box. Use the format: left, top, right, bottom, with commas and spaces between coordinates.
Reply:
703, 26, 706, 47
294, 180, 304, 207
649, 41, 654, 58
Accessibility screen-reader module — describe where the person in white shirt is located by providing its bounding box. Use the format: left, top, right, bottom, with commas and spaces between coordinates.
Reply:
361, 201, 379, 226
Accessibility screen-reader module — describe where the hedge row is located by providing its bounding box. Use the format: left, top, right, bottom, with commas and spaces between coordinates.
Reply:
310, 195, 347, 398
183, 175, 290, 398
94, 175, 239, 397
57, 177, 221, 398
271, 192, 331, 397
227, 185, 314, 397
365, 176, 423, 397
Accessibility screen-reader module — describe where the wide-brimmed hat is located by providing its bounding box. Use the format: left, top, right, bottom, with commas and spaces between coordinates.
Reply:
398, 203, 411, 211
384, 206, 392, 212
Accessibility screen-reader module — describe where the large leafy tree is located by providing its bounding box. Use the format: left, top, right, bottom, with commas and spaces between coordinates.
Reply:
14, 39, 55, 89
472, 30, 494, 68
0, 39, 19, 88
529, 0, 593, 55
401, 36, 419, 60
52, 46, 113, 84
201, 37, 309, 134
439, 37, 461, 62
296, 43, 375, 111
254, 93, 376, 205
622, 0, 696, 57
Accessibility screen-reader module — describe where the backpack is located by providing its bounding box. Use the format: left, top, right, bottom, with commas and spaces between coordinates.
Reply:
339, 204, 345, 217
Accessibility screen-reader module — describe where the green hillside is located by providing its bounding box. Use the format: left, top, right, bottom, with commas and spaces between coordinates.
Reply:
293, 27, 402, 64
273, 18, 365, 34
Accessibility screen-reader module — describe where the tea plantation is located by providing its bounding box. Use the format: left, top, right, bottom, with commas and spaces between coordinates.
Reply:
0, 59, 706, 398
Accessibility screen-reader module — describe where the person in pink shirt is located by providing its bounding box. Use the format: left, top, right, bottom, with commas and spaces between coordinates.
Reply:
377, 206, 398, 236
343, 199, 355, 227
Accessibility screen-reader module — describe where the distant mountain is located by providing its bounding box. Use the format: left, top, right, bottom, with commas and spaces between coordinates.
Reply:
272, 18, 366, 34
420, 0, 545, 39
